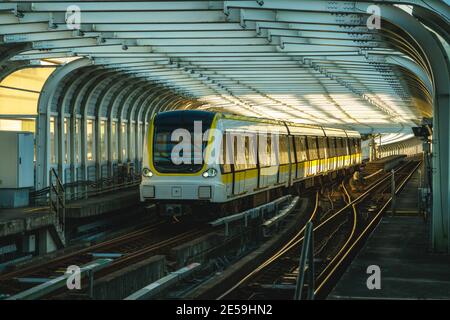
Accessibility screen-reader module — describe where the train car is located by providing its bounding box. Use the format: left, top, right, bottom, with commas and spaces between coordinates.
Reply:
140, 110, 361, 218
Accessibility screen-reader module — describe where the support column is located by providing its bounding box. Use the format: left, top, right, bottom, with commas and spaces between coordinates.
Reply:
369, 135, 377, 161
432, 92, 450, 252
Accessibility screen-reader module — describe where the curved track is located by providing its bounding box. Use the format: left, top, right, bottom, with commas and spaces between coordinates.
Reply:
218, 159, 421, 300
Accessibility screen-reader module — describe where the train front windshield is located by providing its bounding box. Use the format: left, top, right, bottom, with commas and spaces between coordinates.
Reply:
152, 111, 215, 173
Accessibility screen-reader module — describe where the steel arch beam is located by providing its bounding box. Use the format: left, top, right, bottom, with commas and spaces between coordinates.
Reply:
371, 5, 450, 252
36, 57, 92, 189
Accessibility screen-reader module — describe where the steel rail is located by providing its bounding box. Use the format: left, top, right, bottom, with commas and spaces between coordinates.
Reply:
0, 221, 166, 281
218, 160, 418, 299
314, 160, 422, 295
217, 191, 320, 299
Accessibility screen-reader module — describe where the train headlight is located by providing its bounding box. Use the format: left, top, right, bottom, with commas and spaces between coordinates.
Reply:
202, 168, 217, 178
142, 167, 153, 178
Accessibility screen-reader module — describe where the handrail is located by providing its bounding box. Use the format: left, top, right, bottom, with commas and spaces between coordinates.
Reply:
294, 221, 315, 300
49, 169, 66, 241
50, 167, 64, 192
32, 173, 141, 204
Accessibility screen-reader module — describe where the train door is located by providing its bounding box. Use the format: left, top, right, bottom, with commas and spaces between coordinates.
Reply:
338, 138, 344, 168
245, 134, 258, 192
344, 138, 350, 167
277, 135, 288, 185
233, 134, 246, 195
267, 135, 278, 187
306, 136, 317, 176
304, 136, 310, 177
288, 136, 295, 186
328, 137, 335, 171
349, 138, 355, 165
317, 137, 324, 174
233, 171, 245, 195
258, 133, 269, 189
296, 136, 307, 180
221, 133, 233, 198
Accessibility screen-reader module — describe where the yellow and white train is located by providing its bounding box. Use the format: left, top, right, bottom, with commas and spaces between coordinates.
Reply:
140, 110, 361, 217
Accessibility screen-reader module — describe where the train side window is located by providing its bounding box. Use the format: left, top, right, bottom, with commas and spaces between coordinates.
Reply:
270, 135, 280, 166
318, 137, 326, 159
340, 138, 344, 156
315, 137, 321, 159
279, 135, 289, 165
328, 137, 336, 158
355, 138, 361, 153
337, 138, 342, 156
268, 135, 273, 166
221, 133, 232, 173
289, 136, 296, 164
336, 138, 343, 156
349, 138, 356, 154
307, 136, 318, 160
300, 136, 308, 161
233, 135, 241, 171
302, 136, 309, 161
294, 136, 300, 162
246, 134, 257, 169
322, 137, 328, 159
234, 134, 246, 171
325, 137, 332, 158
342, 138, 348, 155
295, 136, 308, 162
258, 134, 270, 167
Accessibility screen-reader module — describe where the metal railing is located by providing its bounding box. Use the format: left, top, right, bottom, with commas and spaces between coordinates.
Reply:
294, 221, 315, 300
32, 169, 141, 205
63, 174, 141, 201
49, 168, 65, 235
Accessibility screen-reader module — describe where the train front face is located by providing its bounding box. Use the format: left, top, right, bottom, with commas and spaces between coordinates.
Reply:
140, 110, 225, 216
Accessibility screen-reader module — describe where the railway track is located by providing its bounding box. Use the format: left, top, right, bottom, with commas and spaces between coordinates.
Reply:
0, 189, 316, 300
0, 159, 419, 300
313, 159, 421, 297
0, 220, 210, 298
215, 192, 321, 300
218, 159, 421, 300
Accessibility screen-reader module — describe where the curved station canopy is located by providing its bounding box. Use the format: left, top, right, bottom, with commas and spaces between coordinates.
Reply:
0, 0, 447, 134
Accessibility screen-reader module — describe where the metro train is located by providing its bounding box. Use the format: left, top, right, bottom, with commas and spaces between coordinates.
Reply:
140, 110, 362, 218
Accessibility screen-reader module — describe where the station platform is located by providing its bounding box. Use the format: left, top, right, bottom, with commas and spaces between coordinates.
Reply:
393, 166, 421, 215
329, 216, 450, 299
329, 167, 450, 300
0, 207, 53, 238
66, 187, 140, 219
0, 187, 141, 238
363, 155, 406, 174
